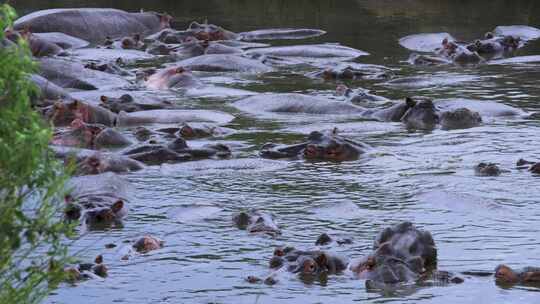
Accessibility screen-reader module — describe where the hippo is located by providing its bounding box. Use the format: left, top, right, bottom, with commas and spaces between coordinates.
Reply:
494, 264, 540, 286
38, 57, 130, 90
436, 38, 484, 64
401, 98, 482, 130
133, 235, 164, 253
52, 146, 144, 175
245, 44, 369, 60
265, 246, 347, 282
349, 222, 462, 287
232, 209, 281, 237
145, 66, 202, 90
51, 118, 131, 149
260, 130, 369, 162
65, 172, 130, 229
234, 93, 416, 123
99, 94, 172, 113
307, 63, 394, 81
466, 32, 521, 58
14, 8, 171, 43
177, 123, 234, 139
84, 61, 132, 76
5, 29, 67, 57
45, 99, 117, 127
115, 109, 235, 126
186, 21, 238, 41
239, 28, 326, 41
64, 255, 108, 282
123, 137, 231, 165
33, 32, 89, 49
516, 159, 540, 174
474, 162, 502, 176
315, 233, 353, 246
29, 74, 72, 103
175, 54, 272, 73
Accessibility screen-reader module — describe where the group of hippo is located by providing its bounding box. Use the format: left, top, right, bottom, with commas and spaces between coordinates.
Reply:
4, 7, 540, 290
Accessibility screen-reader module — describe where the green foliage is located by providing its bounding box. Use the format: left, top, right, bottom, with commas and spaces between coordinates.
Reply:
0, 4, 74, 304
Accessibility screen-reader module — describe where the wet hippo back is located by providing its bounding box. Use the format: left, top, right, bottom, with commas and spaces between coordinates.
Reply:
14, 8, 168, 43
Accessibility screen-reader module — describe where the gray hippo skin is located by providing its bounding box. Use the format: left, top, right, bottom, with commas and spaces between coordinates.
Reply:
99, 94, 172, 113
232, 209, 281, 237
44, 99, 117, 127
65, 172, 130, 229
401, 97, 482, 130
239, 28, 326, 41
145, 66, 202, 90
260, 130, 369, 162
123, 137, 231, 165
29, 74, 72, 103
349, 222, 463, 287
176, 54, 272, 73
52, 146, 143, 175
185, 21, 238, 41
14, 8, 171, 43
51, 118, 131, 149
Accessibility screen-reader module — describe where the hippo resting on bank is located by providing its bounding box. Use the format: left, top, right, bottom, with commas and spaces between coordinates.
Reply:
64, 172, 130, 229
51, 118, 131, 149
122, 137, 231, 165
260, 130, 369, 162
349, 222, 463, 288
51, 145, 143, 175
14, 8, 171, 43
232, 209, 281, 237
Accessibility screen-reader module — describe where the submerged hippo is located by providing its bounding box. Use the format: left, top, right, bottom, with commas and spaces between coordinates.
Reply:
64, 255, 108, 282
145, 66, 202, 90
133, 235, 164, 253
100, 94, 172, 113
51, 118, 131, 149
65, 172, 130, 229
516, 159, 540, 174
474, 162, 502, 176
14, 8, 171, 43
175, 54, 272, 73
436, 38, 483, 64
123, 137, 231, 165
177, 123, 234, 139
401, 98, 482, 130
52, 146, 143, 175
494, 264, 540, 286
45, 99, 117, 127
349, 222, 462, 287
232, 209, 281, 237
466, 32, 521, 58
260, 130, 369, 162
186, 21, 238, 41
257, 246, 347, 284
239, 28, 326, 41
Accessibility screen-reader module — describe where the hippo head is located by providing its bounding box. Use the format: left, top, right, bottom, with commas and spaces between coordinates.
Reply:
440, 108, 482, 130
401, 98, 439, 130
157, 13, 173, 30
352, 252, 420, 285
76, 154, 109, 175
291, 254, 327, 275
188, 21, 236, 41
47, 100, 92, 126
133, 235, 163, 253
475, 162, 501, 176
494, 265, 520, 284
501, 35, 521, 49
146, 66, 200, 89
121, 34, 141, 50
303, 130, 364, 161
82, 200, 126, 229
233, 210, 281, 237
178, 123, 212, 139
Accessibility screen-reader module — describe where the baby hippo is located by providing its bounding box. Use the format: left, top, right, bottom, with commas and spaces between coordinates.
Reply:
232, 209, 281, 237
495, 264, 540, 286
260, 130, 369, 162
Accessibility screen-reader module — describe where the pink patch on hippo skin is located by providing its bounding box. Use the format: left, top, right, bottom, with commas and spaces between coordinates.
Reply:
160, 14, 172, 29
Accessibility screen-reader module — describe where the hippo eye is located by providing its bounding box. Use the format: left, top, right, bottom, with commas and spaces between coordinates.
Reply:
175, 67, 185, 74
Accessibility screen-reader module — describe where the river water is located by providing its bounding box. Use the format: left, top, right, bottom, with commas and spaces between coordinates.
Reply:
13, 1, 540, 303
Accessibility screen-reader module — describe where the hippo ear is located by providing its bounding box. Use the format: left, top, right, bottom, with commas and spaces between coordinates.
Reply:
315, 253, 328, 267
111, 200, 124, 214
405, 97, 416, 108
100, 96, 108, 103
332, 127, 339, 135
189, 21, 201, 30
442, 38, 448, 45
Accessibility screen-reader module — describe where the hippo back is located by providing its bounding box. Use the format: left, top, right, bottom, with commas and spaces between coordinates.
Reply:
14, 8, 164, 43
